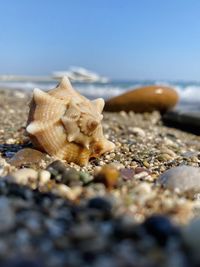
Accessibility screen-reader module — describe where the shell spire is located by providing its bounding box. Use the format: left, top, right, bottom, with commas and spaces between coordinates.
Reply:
26, 76, 115, 166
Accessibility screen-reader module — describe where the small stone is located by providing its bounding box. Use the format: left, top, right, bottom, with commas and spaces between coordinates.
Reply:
143, 215, 179, 246
62, 169, 81, 186
119, 111, 128, 117
2, 259, 42, 267
5, 183, 33, 200
182, 218, 200, 263
133, 167, 151, 180
109, 162, 124, 170
79, 171, 93, 184
47, 160, 81, 186
0, 197, 15, 233
47, 160, 66, 176
81, 235, 107, 254
143, 160, 150, 168
131, 184, 154, 208
157, 153, 173, 161
120, 168, 134, 180
69, 223, 97, 241
9, 148, 45, 167
87, 197, 112, 218
7, 168, 38, 185
105, 85, 179, 113
0, 158, 11, 177
135, 167, 151, 174
158, 165, 200, 193
128, 127, 145, 137
52, 184, 82, 201
94, 165, 119, 190
38, 170, 51, 186
133, 182, 152, 195
113, 217, 145, 240
14, 91, 26, 98
182, 151, 199, 159
6, 138, 16, 145
163, 137, 178, 148
5, 151, 15, 158
161, 147, 177, 158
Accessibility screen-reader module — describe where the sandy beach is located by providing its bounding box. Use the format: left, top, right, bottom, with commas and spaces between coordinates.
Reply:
0, 88, 200, 266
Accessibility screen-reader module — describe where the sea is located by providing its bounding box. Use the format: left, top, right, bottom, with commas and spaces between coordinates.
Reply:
0, 79, 199, 112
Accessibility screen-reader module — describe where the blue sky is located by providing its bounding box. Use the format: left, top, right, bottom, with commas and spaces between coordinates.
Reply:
1, 0, 200, 80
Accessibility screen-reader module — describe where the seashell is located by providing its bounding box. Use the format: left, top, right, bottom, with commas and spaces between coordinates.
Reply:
26, 76, 115, 166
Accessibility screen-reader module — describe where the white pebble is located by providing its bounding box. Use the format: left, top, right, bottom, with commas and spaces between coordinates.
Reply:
6, 138, 16, 145
39, 170, 51, 186
158, 166, 200, 193
9, 168, 38, 185
134, 171, 149, 180
14, 91, 25, 98
128, 127, 145, 137
52, 184, 81, 201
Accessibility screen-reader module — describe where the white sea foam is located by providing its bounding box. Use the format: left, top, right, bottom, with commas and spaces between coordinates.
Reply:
174, 85, 200, 102
0, 81, 200, 108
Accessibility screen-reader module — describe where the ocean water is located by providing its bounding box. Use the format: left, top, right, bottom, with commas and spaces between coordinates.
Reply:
0, 80, 199, 112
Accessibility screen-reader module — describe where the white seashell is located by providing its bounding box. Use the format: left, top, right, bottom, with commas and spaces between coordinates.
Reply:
26, 76, 115, 166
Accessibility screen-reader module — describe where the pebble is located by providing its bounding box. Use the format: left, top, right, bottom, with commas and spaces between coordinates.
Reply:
135, 167, 151, 174
52, 184, 82, 201
120, 168, 134, 180
158, 166, 200, 193
47, 160, 82, 186
2, 259, 42, 267
47, 160, 67, 173
5, 138, 16, 145
161, 147, 177, 158
133, 182, 152, 195
181, 151, 199, 159
79, 171, 93, 184
38, 170, 51, 186
8, 168, 38, 185
9, 148, 45, 167
133, 171, 150, 180
182, 218, 200, 263
128, 127, 146, 137
0, 197, 15, 233
62, 169, 81, 186
69, 223, 97, 241
163, 137, 178, 148
143, 215, 179, 246
47, 160, 67, 181
105, 85, 179, 113
14, 91, 26, 98
94, 165, 119, 190
87, 197, 113, 218
109, 162, 124, 170
157, 153, 174, 161
0, 158, 11, 177
130, 182, 155, 208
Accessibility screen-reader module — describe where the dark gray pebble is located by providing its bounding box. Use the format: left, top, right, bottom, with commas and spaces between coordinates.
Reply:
87, 197, 113, 219
143, 215, 180, 246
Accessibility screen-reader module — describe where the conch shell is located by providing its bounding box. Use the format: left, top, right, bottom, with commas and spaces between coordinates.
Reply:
26, 77, 115, 166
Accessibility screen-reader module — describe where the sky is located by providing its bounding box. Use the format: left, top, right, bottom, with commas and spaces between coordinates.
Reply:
1, 0, 200, 80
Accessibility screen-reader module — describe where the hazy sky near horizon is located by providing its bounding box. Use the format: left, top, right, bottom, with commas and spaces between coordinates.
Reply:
1, 0, 200, 80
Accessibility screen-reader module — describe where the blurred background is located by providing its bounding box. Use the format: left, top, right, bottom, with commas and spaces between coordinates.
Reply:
1, 0, 200, 109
